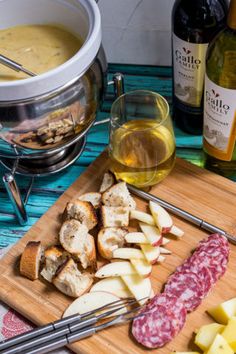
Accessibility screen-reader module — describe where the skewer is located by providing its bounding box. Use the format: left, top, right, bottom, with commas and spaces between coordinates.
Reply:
127, 183, 236, 245
1, 300, 148, 354
0, 54, 36, 77
0, 297, 136, 351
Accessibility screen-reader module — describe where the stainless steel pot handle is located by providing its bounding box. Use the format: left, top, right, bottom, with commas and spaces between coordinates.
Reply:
94, 72, 124, 126
3, 172, 28, 225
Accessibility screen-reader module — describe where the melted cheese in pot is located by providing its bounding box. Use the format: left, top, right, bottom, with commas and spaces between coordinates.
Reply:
0, 24, 82, 81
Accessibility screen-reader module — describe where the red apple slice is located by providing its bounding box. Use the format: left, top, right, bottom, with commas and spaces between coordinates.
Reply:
140, 244, 160, 264
125, 232, 148, 244
170, 225, 184, 238
130, 210, 155, 225
139, 223, 163, 246
162, 237, 170, 245
90, 277, 132, 298
113, 248, 145, 260
121, 274, 151, 305
159, 246, 172, 255
95, 261, 137, 278
157, 255, 166, 263
130, 259, 152, 277
149, 201, 173, 233
63, 291, 127, 318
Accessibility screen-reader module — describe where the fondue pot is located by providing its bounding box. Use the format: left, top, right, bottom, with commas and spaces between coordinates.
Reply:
0, 0, 124, 224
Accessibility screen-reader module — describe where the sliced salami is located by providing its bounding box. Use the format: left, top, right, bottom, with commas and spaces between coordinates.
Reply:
174, 262, 213, 297
132, 295, 187, 349
131, 234, 229, 349
164, 270, 204, 311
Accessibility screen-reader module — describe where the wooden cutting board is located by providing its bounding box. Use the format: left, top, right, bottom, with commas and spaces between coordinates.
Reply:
0, 150, 236, 354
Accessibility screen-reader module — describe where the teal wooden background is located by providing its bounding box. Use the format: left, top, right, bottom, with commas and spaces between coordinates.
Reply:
0, 64, 208, 248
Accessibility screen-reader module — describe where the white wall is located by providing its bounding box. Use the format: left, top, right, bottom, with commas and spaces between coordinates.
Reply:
98, 0, 175, 65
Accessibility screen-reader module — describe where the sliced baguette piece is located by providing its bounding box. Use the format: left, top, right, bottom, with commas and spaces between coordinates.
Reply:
40, 246, 68, 283
72, 234, 97, 270
20, 241, 43, 281
95, 261, 137, 278
90, 277, 132, 298
63, 200, 98, 230
102, 182, 136, 210
53, 258, 93, 298
97, 227, 128, 259
125, 232, 148, 244
78, 192, 102, 209
99, 171, 116, 193
59, 219, 89, 254
113, 248, 145, 260
101, 206, 130, 227
130, 210, 155, 225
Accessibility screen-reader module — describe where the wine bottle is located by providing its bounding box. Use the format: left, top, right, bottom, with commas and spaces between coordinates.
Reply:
203, 0, 236, 177
172, 0, 228, 135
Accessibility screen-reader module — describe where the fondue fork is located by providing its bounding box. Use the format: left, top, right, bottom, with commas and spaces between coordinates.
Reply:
0, 297, 138, 351
0, 54, 36, 77
0, 299, 146, 354
127, 183, 236, 245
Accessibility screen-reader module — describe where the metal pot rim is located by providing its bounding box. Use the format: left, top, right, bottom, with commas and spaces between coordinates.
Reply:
0, 0, 101, 101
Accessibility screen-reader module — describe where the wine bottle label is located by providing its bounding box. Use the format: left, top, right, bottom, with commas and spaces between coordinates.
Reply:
173, 34, 208, 108
203, 75, 236, 161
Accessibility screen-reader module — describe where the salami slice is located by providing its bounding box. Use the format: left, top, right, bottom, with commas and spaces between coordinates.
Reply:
164, 270, 204, 311
190, 251, 227, 282
132, 294, 187, 349
131, 234, 229, 349
174, 263, 213, 296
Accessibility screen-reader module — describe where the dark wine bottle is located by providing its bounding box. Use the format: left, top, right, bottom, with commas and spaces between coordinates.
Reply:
172, 0, 228, 135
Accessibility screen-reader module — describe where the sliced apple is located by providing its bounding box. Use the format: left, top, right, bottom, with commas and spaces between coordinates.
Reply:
149, 201, 173, 233
162, 237, 170, 245
113, 248, 145, 260
130, 258, 152, 277
90, 277, 133, 299
159, 246, 172, 255
95, 261, 137, 278
157, 255, 166, 263
170, 225, 184, 238
139, 223, 163, 246
125, 232, 148, 244
140, 244, 160, 264
63, 291, 127, 318
130, 210, 155, 225
121, 274, 151, 305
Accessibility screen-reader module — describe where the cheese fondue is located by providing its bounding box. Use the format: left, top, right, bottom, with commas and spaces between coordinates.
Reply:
0, 24, 82, 81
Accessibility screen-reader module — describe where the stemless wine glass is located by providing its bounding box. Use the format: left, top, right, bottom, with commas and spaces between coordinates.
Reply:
109, 90, 176, 188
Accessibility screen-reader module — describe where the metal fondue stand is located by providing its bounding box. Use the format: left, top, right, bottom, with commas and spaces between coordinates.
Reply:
0, 73, 124, 226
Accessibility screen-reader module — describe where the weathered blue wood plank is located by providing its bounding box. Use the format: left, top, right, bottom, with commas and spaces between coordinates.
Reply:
0, 63, 216, 248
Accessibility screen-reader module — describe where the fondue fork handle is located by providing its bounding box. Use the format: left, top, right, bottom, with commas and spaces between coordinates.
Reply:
3, 173, 28, 225
127, 183, 236, 245
0, 54, 36, 77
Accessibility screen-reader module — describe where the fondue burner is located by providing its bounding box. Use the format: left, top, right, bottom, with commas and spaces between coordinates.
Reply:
1, 137, 86, 226
0, 137, 86, 177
